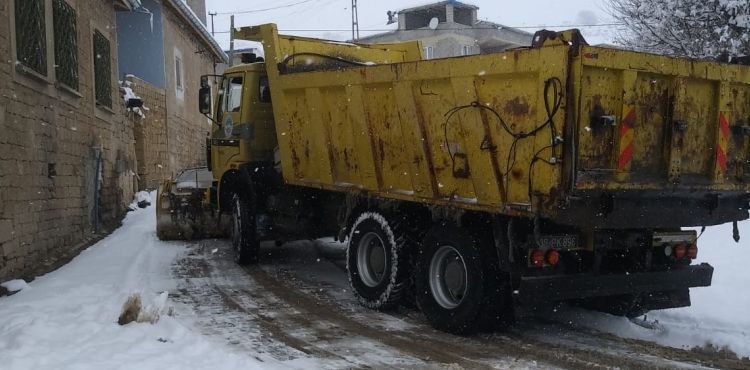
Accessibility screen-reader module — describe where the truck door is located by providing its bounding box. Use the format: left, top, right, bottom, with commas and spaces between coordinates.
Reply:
212, 73, 244, 170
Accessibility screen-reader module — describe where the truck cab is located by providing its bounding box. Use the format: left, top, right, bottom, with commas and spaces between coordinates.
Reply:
201, 62, 278, 213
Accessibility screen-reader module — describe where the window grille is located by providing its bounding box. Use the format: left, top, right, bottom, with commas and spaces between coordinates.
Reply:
53, 0, 78, 89
15, 0, 47, 75
93, 30, 112, 108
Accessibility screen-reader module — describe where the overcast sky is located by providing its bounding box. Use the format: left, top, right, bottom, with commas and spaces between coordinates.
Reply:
203, 0, 622, 51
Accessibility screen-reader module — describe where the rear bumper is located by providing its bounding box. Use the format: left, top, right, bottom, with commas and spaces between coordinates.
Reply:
517, 263, 713, 304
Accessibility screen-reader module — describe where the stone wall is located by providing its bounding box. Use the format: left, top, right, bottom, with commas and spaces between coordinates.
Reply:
161, 3, 214, 174
124, 0, 217, 190
0, 1, 136, 282
126, 76, 170, 190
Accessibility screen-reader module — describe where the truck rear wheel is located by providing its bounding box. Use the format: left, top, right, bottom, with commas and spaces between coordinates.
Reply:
415, 225, 497, 334
231, 194, 259, 265
346, 212, 410, 310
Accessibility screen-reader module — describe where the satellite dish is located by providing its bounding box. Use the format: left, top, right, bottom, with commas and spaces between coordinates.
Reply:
428, 17, 439, 30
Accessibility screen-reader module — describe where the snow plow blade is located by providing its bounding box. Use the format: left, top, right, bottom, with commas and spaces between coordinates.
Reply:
156, 167, 229, 240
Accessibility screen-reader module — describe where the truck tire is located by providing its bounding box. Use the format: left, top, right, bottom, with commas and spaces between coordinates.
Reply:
346, 212, 411, 310
231, 194, 259, 265
415, 224, 495, 334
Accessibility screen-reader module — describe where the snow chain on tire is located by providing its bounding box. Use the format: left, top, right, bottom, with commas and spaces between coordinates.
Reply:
346, 211, 413, 310
231, 193, 259, 265
415, 224, 505, 334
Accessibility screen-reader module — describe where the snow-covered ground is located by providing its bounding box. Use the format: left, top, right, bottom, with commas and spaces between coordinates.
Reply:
557, 221, 750, 357
0, 196, 294, 370
0, 195, 748, 368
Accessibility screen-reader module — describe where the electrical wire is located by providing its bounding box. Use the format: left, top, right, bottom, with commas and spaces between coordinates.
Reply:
442, 77, 564, 203
209, 23, 627, 34
215, 0, 318, 15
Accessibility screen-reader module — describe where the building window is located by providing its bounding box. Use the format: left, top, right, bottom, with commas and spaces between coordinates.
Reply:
175, 56, 183, 90
461, 45, 473, 56
93, 30, 112, 108
52, 0, 78, 90
15, 0, 48, 75
423, 46, 434, 60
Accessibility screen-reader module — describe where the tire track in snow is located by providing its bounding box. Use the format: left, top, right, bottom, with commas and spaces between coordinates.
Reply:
243, 265, 496, 369
180, 242, 429, 369
212, 287, 352, 362
258, 241, 732, 370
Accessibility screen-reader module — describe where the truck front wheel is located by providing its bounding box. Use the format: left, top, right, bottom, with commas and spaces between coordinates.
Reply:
231, 194, 259, 265
346, 212, 410, 310
415, 225, 493, 334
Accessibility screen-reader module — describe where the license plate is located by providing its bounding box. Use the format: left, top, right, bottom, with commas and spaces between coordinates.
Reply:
536, 234, 578, 250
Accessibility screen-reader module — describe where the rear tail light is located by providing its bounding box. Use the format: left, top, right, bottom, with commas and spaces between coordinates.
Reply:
687, 244, 698, 259
673, 244, 687, 259
545, 249, 560, 266
530, 250, 545, 267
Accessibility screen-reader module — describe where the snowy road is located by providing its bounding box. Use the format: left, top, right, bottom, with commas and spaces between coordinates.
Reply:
1, 201, 750, 369
174, 237, 750, 369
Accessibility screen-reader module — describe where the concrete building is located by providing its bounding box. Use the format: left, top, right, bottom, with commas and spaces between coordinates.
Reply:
116, 0, 227, 190
0, 0, 142, 282
358, 0, 532, 59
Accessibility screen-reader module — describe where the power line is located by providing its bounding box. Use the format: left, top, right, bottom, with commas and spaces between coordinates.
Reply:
215, 0, 317, 15
210, 23, 627, 34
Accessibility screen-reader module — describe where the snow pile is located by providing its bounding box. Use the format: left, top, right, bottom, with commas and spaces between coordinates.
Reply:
119, 80, 149, 118
0, 279, 28, 293
128, 191, 152, 211
0, 197, 268, 370
118, 291, 173, 325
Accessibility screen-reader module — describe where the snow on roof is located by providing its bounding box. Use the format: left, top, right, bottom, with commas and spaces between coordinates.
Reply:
399, 0, 478, 14
165, 0, 228, 63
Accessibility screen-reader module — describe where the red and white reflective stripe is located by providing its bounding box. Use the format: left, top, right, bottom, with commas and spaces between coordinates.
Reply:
617, 107, 637, 171
716, 112, 729, 174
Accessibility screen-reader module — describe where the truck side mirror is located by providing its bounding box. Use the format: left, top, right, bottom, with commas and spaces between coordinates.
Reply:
199, 87, 211, 114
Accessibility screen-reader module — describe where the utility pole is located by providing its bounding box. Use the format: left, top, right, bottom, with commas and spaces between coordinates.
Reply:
229, 15, 235, 66
208, 11, 217, 36
351, 0, 359, 41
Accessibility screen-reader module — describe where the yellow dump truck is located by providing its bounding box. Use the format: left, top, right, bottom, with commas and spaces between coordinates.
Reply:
158, 24, 750, 333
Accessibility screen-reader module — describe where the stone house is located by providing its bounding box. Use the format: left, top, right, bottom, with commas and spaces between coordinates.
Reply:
358, 0, 533, 59
0, 0, 226, 283
0, 0, 143, 282
116, 0, 226, 190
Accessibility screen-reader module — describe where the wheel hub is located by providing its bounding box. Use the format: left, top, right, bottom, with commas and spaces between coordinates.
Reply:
357, 232, 387, 287
429, 245, 468, 309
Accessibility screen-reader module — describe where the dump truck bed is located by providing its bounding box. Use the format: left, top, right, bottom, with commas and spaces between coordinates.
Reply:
241, 24, 750, 228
